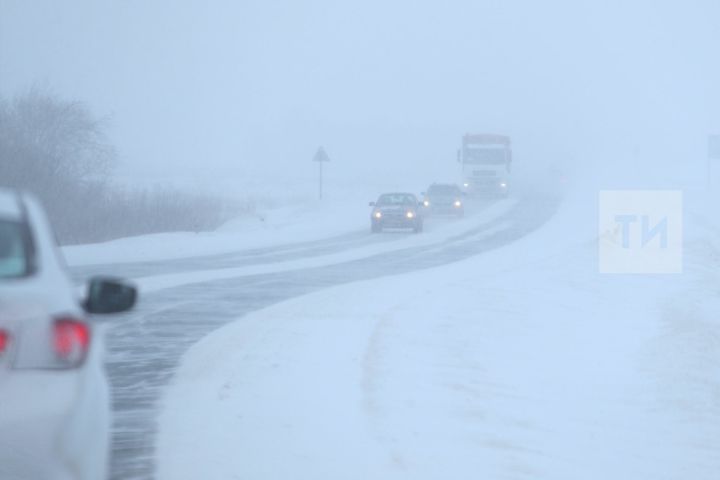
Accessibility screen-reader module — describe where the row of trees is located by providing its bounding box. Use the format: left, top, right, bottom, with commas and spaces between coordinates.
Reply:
0, 89, 242, 245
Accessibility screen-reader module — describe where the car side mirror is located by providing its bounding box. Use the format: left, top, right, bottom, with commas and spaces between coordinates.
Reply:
84, 277, 138, 314
369, 201, 375, 206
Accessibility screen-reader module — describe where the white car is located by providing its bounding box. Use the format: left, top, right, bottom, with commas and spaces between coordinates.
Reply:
0, 189, 137, 480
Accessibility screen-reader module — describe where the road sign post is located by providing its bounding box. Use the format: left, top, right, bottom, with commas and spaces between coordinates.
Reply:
313, 147, 330, 200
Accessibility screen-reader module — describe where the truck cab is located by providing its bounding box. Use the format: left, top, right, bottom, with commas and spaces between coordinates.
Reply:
458, 134, 512, 196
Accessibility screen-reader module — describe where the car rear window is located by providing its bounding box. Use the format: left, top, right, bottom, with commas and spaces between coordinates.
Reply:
0, 220, 30, 278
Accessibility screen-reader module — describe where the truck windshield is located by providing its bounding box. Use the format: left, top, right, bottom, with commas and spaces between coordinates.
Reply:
0, 220, 29, 278
463, 148, 507, 165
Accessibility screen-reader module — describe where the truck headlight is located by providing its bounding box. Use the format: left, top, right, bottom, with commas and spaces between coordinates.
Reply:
463, 182, 469, 187
454, 200, 462, 207
374, 211, 382, 219
406, 211, 415, 219
423, 200, 430, 207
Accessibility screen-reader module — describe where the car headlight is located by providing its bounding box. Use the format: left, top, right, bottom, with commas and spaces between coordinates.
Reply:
406, 211, 415, 219
454, 200, 462, 207
374, 211, 382, 219
499, 182, 508, 188
463, 182, 469, 188
423, 200, 430, 207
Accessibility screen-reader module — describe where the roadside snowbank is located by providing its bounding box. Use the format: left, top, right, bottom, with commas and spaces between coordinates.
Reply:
62, 200, 370, 266
154, 186, 720, 479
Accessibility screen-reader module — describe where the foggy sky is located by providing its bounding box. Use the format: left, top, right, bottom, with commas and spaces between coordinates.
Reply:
1, 0, 718, 191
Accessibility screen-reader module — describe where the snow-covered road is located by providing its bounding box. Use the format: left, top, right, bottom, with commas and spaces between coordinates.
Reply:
153, 190, 720, 480
71, 194, 559, 480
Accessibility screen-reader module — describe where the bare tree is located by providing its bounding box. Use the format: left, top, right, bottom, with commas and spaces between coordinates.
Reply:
0, 88, 246, 244
0, 88, 116, 239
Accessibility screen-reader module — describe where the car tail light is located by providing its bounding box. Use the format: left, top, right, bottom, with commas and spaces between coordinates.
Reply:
53, 318, 90, 367
0, 329, 9, 356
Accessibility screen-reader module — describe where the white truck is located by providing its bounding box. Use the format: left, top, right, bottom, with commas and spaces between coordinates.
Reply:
457, 134, 512, 196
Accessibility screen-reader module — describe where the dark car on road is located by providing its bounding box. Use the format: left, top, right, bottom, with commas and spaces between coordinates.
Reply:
421, 183, 465, 217
369, 193, 423, 233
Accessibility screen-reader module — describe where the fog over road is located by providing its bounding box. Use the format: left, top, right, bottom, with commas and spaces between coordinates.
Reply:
71, 193, 559, 480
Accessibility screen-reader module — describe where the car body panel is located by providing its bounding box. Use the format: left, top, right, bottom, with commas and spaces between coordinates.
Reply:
0, 190, 22, 220
0, 190, 110, 480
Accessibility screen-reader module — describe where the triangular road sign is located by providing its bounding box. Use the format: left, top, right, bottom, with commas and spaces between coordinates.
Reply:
313, 147, 330, 162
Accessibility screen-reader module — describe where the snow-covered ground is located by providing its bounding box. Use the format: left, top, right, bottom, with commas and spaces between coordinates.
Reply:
62, 200, 370, 266
62, 179, 438, 267
155, 187, 720, 479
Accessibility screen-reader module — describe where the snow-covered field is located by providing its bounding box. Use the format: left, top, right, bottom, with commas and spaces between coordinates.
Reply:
62, 199, 370, 266
62, 180, 436, 267
154, 188, 720, 479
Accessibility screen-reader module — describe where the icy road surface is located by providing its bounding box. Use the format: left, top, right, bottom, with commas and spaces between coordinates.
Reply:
71, 194, 558, 480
